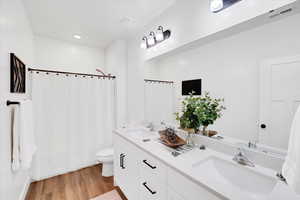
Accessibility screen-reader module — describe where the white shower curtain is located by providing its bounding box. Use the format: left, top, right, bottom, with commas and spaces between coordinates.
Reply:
31, 72, 115, 180
144, 82, 174, 125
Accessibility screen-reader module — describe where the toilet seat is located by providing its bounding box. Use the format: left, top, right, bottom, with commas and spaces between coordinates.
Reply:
96, 148, 114, 158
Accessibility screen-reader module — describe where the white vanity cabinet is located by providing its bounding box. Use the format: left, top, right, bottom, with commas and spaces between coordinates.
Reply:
167, 166, 224, 200
114, 134, 167, 200
114, 135, 141, 200
114, 133, 225, 200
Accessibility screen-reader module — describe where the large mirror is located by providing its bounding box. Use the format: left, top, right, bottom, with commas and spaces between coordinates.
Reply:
143, 12, 300, 155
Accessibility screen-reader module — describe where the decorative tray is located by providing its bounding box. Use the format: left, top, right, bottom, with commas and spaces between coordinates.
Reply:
159, 130, 186, 148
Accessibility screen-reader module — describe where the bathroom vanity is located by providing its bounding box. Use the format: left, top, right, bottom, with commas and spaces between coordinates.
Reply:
113, 127, 299, 200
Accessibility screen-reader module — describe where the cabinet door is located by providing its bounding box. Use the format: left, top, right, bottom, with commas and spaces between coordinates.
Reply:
168, 166, 224, 200
168, 187, 185, 200
114, 145, 128, 191
114, 135, 140, 200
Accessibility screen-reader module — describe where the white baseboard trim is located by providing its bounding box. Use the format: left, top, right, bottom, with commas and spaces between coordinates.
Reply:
19, 177, 32, 200
113, 177, 118, 187
32, 161, 98, 181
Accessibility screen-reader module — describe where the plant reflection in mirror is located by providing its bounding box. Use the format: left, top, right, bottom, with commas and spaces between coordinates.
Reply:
175, 91, 226, 136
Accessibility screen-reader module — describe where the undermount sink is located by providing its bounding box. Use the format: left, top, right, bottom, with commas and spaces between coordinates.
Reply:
126, 129, 156, 139
192, 156, 277, 199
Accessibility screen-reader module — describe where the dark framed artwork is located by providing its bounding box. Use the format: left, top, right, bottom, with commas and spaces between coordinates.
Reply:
10, 53, 26, 93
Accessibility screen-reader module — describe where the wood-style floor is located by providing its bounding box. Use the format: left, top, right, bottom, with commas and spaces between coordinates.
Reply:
25, 165, 127, 200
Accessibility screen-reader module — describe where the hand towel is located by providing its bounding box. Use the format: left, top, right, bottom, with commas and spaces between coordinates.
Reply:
19, 100, 37, 170
11, 105, 20, 172
282, 105, 300, 194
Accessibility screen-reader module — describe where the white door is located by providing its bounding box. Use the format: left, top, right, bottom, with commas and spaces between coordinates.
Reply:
259, 55, 300, 150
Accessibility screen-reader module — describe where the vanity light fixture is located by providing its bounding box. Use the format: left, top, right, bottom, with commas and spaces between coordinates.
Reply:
140, 36, 148, 49
156, 26, 164, 42
140, 26, 171, 49
210, 0, 223, 12
148, 31, 156, 46
210, 0, 242, 13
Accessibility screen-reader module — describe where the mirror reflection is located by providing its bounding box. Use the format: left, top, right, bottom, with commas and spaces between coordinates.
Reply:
143, 14, 300, 156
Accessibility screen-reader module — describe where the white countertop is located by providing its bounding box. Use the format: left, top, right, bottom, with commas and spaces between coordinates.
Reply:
114, 127, 300, 200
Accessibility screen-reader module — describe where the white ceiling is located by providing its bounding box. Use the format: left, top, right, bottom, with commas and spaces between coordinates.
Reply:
23, 0, 176, 48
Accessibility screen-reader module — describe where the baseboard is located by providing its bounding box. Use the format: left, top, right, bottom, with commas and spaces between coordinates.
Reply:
113, 177, 118, 187
32, 161, 98, 181
19, 177, 32, 200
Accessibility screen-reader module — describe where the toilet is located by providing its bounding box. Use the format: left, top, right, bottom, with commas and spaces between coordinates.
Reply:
96, 148, 114, 177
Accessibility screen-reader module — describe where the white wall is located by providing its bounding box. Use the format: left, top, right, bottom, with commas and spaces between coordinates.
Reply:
105, 40, 128, 127
0, 0, 35, 199
153, 13, 300, 142
34, 36, 104, 73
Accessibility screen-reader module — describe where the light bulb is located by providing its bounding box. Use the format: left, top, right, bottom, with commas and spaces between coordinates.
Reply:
210, 0, 223, 12
73, 34, 81, 39
140, 37, 148, 49
148, 32, 156, 46
156, 26, 164, 42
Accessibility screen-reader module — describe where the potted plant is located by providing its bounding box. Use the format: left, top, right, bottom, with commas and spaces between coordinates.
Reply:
194, 92, 226, 136
175, 93, 201, 145
175, 92, 226, 142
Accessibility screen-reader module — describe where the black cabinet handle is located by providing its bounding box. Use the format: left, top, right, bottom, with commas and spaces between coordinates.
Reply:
260, 124, 267, 129
119, 154, 123, 168
120, 154, 125, 169
142, 182, 157, 195
143, 160, 157, 169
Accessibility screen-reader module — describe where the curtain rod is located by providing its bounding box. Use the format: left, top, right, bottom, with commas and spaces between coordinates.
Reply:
144, 79, 174, 84
28, 68, 116, 79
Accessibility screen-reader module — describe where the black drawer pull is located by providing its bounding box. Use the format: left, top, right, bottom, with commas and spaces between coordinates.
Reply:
260, 124, 267, 129
143, 160, 157, 169
120, 153, 125, 169
142, 182, 157, 195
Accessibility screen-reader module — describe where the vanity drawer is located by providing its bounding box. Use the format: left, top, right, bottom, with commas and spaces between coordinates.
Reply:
140, 173, 167, 200
140, 151, 167, 180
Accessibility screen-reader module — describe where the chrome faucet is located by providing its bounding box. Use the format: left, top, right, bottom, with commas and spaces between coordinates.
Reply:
233, 148, 255, 167
160, 121, 166, 127
248, 140, 258, 149
146, 122, 155, 131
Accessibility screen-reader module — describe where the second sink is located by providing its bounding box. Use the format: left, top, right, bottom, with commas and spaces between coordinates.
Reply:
192, 156, 277, 199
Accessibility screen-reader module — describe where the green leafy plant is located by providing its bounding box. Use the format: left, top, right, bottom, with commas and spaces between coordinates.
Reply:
175, 93, 201, 132
175, 92, 225, 135
194, 92, 226, 134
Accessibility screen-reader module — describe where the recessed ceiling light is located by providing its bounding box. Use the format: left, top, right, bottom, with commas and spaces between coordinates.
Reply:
73, 35, 81, 39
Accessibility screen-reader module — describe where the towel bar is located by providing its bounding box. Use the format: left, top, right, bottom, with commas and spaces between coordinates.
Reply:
6, 101, 20, 106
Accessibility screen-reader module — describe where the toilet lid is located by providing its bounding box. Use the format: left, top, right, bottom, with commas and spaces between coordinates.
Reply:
97, 148, 114, 157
